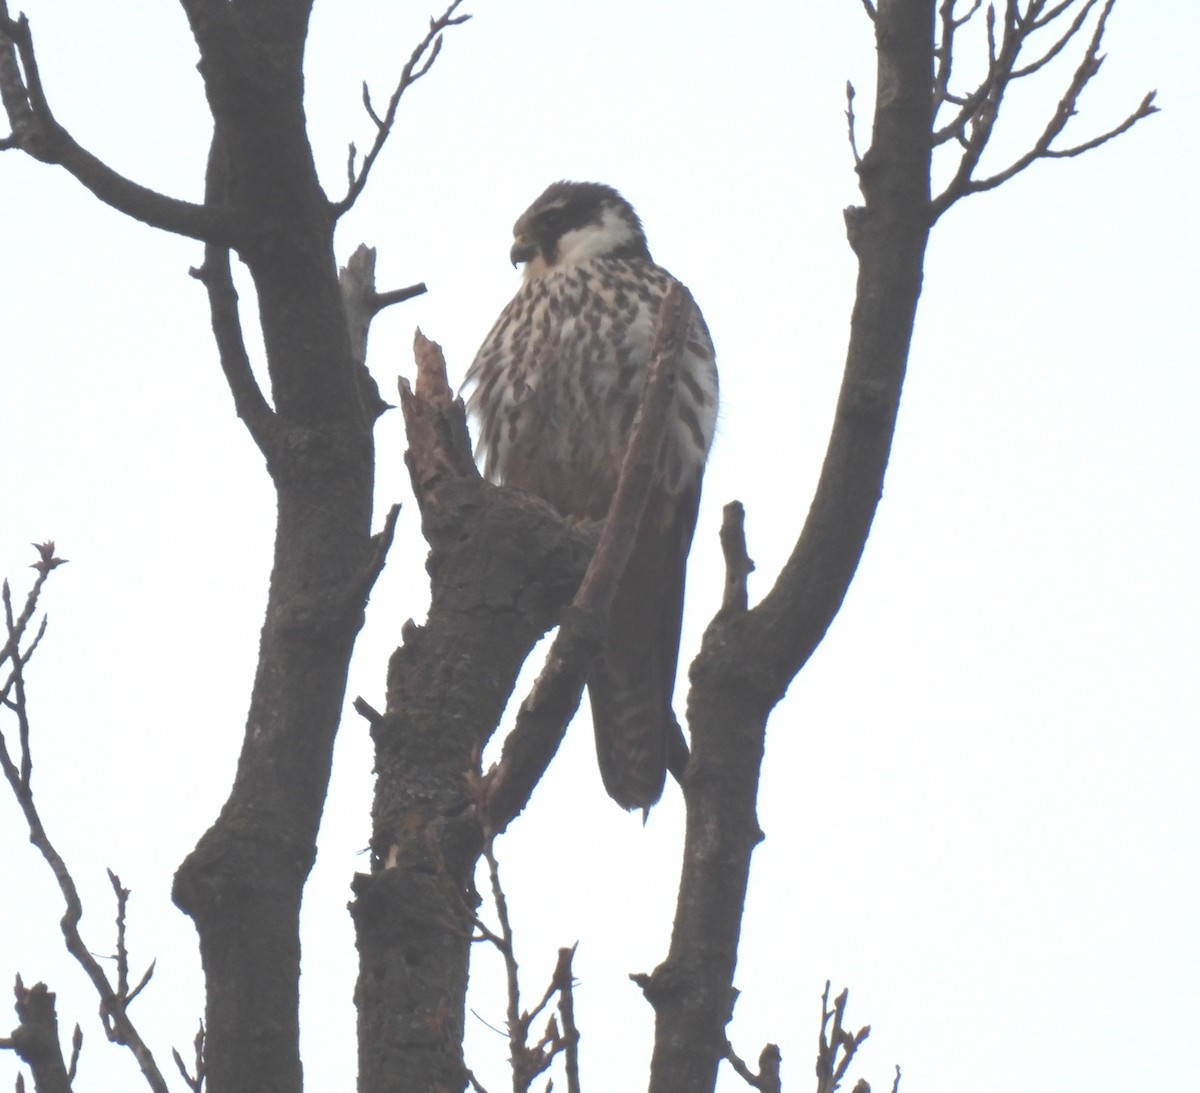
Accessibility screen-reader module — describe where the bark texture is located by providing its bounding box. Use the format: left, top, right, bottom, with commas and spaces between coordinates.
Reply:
354, 298, 690, 1092
645, 2, 937, 1088
165, 8, 382, 1093
353, 339, 596, 1092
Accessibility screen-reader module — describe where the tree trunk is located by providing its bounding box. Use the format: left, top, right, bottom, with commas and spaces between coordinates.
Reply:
646, 2, 937, 1087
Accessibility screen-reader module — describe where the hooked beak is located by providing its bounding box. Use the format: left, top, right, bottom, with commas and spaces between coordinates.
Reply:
510, 236, 538, 267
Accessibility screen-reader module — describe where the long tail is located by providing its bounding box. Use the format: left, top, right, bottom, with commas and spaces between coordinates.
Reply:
588, 486, 698, 811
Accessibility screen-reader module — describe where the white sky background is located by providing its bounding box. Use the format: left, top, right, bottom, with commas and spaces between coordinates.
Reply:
1, 1, 1196, 1090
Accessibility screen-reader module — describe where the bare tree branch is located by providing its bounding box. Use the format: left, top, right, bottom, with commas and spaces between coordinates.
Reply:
724, 1038, 781, 1092
816, 983, 871, 1093
339, 243, 422, 428
106, 871, 156, 1008
471, 835, 578, 1092
479, 836, 525, 1087
0, 5, 226, 241
930, 0, 1158, 220
0, 544, 63, 672
717, 503, 754, 617
0, 553, 170, 1093
647, 5, 938, 1087
65, 1024, 81, 1084
845, 82, 863, 167
933, 0, 983, 119
333, 1, 471, 217
554, 947, 581, 1093
189, 248, 277, 458
170, 1022, 205, 1093
1011, 0, 1097, 78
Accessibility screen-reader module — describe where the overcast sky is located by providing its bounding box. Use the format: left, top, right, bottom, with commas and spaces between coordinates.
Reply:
2, 2, 1196, 1091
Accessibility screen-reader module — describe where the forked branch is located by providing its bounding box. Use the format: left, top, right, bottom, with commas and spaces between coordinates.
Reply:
334, 0, 472, 216
723, 1038, 781, 1093
0, 3, 224, 240
190, 247, 277, 457
471, 834, 581, 1092
930, 0, 1157, 220
815, 982, 875, 1093
171, 1023, 206, 1093
0, 548, 170, 1093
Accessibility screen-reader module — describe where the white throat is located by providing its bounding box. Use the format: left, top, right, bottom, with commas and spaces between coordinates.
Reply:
521, 206, 638, 282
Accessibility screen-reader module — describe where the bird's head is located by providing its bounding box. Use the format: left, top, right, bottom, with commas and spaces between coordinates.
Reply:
509, 181, 652, 280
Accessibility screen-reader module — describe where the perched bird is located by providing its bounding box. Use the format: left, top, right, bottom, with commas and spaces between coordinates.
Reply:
464, 181, 718, 810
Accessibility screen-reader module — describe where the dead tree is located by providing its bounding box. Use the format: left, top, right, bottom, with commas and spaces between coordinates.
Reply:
0, 1, 1153, 1092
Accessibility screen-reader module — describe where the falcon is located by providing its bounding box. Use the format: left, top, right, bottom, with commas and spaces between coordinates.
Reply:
464, 181, 718, 811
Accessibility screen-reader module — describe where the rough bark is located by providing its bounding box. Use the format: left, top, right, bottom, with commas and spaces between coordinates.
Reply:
0, 981, 72, 1093
352, 338, 595, 1093
167, 7, 382, 1093
353, 295, 692, 1092
644, 2, 937, 1088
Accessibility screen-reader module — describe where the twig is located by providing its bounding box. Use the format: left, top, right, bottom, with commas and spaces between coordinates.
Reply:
479, 835, 524, 1083
724, 1040, 758, 1086
930, 0, 1157, 220
106, 871, 156, 1008
845, 82, 863, 166
353, 696, 384, 728
189, 248, 277, 457
816, 982, 871, 1093
340, 244, 428, 341
66, 1022, 82, 1082
466, 1071, 494, 1093
933, 0, 983, 115
554, 947, 581, 1093
355, 502, 403, 604
481, 282, 695, 831
724, 1038, 781, 1092
1012, 0, 1097, 78
718, 502, 754, 616
170, 1021, 205, 1093
333, 0, 471, 216
109, 872, 131, 1004
375, 283, 427, 309
0, 551, 170, 1093
0, 543, 63, 668
1, 546, 65, 800
472, 837, 580, 1092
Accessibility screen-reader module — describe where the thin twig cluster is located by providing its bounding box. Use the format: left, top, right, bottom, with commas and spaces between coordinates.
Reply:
846, 0, 1156, 222
171, 1022, 206, 1093
929, 0, 1156, 218
0, 547, 189, 1093
721, 982, 894, 1093
468, 833, 581, 1093
814, 982, 901, 1093
336, 0, 472, 216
